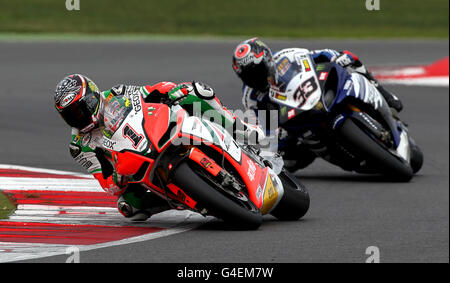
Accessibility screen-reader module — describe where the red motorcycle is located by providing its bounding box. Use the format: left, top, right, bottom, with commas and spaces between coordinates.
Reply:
101, 93, 310, 229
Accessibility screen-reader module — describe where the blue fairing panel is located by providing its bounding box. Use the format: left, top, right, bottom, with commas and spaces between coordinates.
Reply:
324, 64, 354, 111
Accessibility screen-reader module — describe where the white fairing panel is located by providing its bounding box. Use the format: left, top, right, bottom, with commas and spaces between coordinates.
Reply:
396, 130, 411, 163
269, 54, 321, 111
351, 73, 384, 109
181, 117, 242, 163
181, 116, 214, 143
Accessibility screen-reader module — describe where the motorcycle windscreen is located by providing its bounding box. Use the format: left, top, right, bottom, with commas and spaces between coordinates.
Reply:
269, 56, 322, 111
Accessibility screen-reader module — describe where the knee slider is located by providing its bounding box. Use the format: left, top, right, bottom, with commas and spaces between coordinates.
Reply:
192, 81, 215, 100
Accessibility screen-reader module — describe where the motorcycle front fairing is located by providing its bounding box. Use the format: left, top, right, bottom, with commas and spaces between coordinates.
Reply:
101, 92, 284, 215
268, 54, 322, 122
101, 93, 185, 186
267, 54, 330, 145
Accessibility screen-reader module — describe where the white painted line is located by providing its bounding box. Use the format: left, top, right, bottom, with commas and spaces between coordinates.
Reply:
13, 210, 118, 216
0, 177, 103, 192
18, 204, 117, 211
7, 215, 123, 222
0, 164, 92, 178
379, 76, 449, 87
371, 67, 426, 77
0, 211, 212, 263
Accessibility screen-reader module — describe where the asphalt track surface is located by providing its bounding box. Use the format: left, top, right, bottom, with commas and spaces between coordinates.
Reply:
0, 39, 448, 263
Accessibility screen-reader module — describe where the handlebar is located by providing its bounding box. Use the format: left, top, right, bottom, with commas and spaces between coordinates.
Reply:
167, 94, 189, 107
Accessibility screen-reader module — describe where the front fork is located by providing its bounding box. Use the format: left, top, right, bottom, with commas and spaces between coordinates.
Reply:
168, 146, 244, 196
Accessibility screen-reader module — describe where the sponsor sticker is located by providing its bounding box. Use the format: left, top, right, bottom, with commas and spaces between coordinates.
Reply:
122, 124, 144, 149
200, 157, 212, 169
88, 81, 99, 93
247, 159, 256, 182
277, 58, 291, 76
73, 134, 82, 144
102, 138, 116, 149
269, 88, 287, 101
261, 175, 279, 214
316, 64, 326, 71
302, 59, 311, 72
275, 93, 287, 101
319, 72, 328, 81
81, 133, 92, 147
256, 185, 263, 201
132, 93, 142, 114
60, 93, 76, 108
288, 109, 296, 119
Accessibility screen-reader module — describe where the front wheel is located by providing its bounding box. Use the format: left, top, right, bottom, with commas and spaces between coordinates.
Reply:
337, 118, 413, 182
270, 170, 310, 221
409, 138, 423, 174
171, 162, 262, 230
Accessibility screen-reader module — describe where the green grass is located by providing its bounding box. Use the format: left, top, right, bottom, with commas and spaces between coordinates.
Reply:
0, 191, 16, 219
0, 0, 448, 38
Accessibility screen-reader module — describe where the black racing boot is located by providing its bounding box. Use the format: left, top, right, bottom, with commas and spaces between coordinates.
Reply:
363, 70, 404, 112
352, 61, 404, 113
117, 184, 171, 221
375, 84, 403, 113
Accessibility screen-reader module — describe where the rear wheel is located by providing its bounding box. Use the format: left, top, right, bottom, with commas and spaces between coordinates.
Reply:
270, 170, 310, 221
172, 162, 262, 230
337, 118, 413, 182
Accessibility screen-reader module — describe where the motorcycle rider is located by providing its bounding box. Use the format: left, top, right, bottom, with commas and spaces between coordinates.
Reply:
54, 74, 264, 221
232, 37, 404, 171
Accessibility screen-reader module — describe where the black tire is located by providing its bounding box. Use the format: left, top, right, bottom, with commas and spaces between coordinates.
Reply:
270, 170, 310, 221
338, 118, 413, 182
409, 139, 423, 174
172, 162, 262, 230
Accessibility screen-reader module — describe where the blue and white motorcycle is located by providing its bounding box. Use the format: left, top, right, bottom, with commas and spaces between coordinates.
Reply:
267, 50, 423, 181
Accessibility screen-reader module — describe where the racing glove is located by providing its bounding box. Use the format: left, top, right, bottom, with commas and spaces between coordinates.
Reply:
168, 81, 236, 125
168, 81, 215, 101
142, 82, 178, 103
234, 118, 266, 146
93, 171, 128, 196
333, 53, 355, 68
